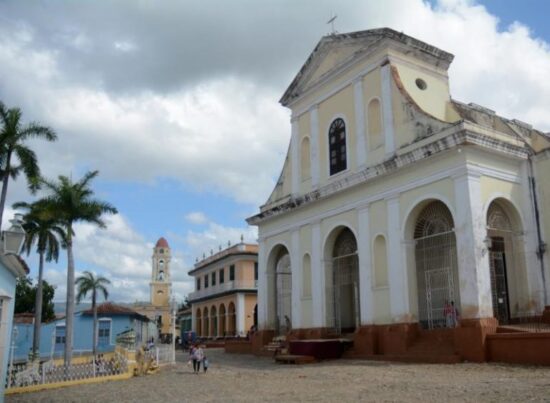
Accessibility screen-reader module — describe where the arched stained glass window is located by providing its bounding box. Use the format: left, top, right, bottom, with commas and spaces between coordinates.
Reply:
329, 118, 347, 175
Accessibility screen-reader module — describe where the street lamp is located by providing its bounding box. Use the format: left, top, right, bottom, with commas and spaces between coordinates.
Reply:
2, 214, 26, 255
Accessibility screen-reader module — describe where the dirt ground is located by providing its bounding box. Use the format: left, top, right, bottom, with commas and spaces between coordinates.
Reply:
6, 348, 550, 402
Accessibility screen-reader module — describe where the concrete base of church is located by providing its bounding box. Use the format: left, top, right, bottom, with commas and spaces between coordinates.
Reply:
252, 316, 550, 365
453, 317, 498, 362
254, 319, 503, 363
251, 329, 275, 354
542, 306, 550, 324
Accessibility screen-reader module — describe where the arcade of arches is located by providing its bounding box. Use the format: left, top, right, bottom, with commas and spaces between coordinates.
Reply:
259, 194, 544, 362
193, 297, 257, 338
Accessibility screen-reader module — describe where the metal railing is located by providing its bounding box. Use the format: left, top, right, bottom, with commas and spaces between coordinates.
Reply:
144, 345, 174, 367
188, 280, 257, 301
5, 352, 128, 389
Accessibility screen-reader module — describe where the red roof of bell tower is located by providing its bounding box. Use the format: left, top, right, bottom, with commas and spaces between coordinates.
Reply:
155, 237, 169, 248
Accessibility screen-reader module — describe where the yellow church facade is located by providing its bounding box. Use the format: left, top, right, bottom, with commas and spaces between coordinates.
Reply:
247, 28, 550, 361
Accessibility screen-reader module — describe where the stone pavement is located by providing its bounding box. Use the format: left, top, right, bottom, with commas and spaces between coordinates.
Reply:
6, 348, 550, 402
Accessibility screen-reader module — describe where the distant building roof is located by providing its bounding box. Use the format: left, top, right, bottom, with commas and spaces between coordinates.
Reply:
15, 255, 30, 274
156, 237, 169, 248
82, 302, 150, 322
189, 242, 258, 275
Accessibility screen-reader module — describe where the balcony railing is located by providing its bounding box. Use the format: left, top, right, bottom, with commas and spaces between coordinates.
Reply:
188, 280, 257, 301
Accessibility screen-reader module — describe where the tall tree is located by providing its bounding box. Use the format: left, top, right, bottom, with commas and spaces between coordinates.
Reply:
0, 101, 57, 229
75, 271, 110, 358
39, 170, 117, 365
13, 200, 65, 359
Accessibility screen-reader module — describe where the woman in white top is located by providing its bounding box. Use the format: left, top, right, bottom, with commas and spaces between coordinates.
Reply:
192, 345, 204, 373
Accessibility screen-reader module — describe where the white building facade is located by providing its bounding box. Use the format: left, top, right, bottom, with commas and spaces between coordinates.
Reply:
247, 28, 550, 361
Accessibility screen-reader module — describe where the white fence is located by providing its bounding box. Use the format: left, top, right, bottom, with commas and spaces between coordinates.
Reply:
5, 352, 128, 389
145, 345, 174, 367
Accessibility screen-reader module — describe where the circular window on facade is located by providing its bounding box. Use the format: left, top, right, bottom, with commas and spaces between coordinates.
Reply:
415, 78, 427, 90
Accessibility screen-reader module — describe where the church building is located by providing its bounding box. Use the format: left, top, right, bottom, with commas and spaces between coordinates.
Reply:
247, 28, 550, 362
134, 237, 174, 339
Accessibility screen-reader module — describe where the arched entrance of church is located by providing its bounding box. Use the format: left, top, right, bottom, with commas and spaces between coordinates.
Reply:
486, 199, 525, 325
326, 227, 360, 334
275, 250, 292, 335
413, 201, 460, 329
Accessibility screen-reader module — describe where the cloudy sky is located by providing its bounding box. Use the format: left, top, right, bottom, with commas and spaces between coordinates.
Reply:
1, 0, 549, 305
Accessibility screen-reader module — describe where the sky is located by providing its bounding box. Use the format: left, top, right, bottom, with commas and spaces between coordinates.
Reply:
1, 0, 549, 304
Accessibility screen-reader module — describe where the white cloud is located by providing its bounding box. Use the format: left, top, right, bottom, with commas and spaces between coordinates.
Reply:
184, 211, 208, 225
113, 40, 137, 53
185, 221, 258, 264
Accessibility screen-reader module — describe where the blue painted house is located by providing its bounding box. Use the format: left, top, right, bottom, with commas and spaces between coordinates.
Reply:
12, 302, 154, 361
0, 255, 28, 402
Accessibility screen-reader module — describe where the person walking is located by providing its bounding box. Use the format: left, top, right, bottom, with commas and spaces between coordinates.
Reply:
203, 354, 209, 373
189, 344, 197, 373
192, 344, 204, 374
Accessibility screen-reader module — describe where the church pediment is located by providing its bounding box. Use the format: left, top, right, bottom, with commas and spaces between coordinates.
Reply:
280, 28, 454, 107
280, 35, 381, 106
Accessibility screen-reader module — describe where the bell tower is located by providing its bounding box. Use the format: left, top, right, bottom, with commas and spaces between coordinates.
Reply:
150, 237, 171, 307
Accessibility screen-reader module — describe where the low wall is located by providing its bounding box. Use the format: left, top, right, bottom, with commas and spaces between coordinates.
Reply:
487, 332, 550, 366
225, 340, 252, 354
5, 369, 134, 395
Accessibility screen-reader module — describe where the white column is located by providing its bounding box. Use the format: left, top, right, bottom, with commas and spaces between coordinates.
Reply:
354, 77, 367, 168
257, 239, 268, 329
236, 293, 245, 336
310, 222, 325, 327
387, 196, 409, 320
454, 173, 493, 318
380, 63, 396, 155
310, 105, 320, 188
290, 118, 300, 195
290, 229, 302, 328
520, 161, 546, 311
357, 206, 374, 324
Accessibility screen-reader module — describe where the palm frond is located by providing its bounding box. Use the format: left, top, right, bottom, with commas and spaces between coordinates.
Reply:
18, 123, 57, 142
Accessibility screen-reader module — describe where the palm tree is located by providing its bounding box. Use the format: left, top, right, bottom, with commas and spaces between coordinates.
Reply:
76, 271, 110, 358
39, 170, 117, 365
0, 101, 57, 229
12, 200, 65, 360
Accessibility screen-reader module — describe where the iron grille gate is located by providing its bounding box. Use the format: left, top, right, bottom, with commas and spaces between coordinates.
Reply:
425, 268, 454, 329
275, 255, 292, 335
415, 231, 460, 330
327, 253, 360, 335
489, 248, 510, 324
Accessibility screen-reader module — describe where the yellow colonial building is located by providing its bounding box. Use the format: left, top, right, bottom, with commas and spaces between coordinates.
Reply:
134, 237, 174, 338
247, 28, 550, 361
188, 243, 258, 338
